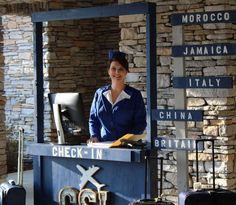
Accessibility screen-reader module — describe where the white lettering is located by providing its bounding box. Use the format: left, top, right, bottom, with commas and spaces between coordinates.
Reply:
77, 148, 82, 158
224, 12, 230, 21
203, 13, 208, 22
189, 15, 194, 23
195, 78, 200, 87
196, 46, 203, 55
190, 47, 195, 55
51, 146, 85, 158
182, 15, 188, 23
211, 13, 216, 21
216, 46, 221, 54
64, 147, 70, 158
180, 112, 185, 119
189, 78, 192, 87
161, 139, 166, 148
188, 112, 193, 120
202, 79, 207, 87
204, 46, 208, 55
183, 45, 229, 56
96, 149, 103, 160
188, 140, 191, 149
216, 78, 221, 87
91, 148, 94, 159
155, 140, 160, 147
196, 14, 201, 22
223, 45, 228, 54
58, 147, 64, 157
181, 140, 186, 149
166, 112, 171, 119
174, 111, 177, 119
181, 12, 231, 24
174, 140, 178, 148
159, 111, 164, 119
71, 148, 77, 158
52, 147, 57, 156
208, 79, 213, 87
183, 47, 188, 55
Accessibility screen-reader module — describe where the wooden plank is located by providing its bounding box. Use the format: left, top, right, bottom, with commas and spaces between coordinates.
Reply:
146, 5, 158, 198
27, 144, 144, 162
32, 2, 153, 22
173, 25, 189, 192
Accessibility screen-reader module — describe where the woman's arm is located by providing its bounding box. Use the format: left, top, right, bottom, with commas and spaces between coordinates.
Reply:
131, 91, 147, 134
88, 91, 101, 141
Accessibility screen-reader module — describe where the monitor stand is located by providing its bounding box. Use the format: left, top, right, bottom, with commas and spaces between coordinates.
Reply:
52, 104, 65, 144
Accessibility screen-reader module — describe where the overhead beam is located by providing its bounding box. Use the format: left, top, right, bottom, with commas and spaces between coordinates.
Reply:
32, 2, 154, 22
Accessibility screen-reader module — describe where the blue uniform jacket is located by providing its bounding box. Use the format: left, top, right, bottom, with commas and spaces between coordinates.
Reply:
89, 84, 147, 141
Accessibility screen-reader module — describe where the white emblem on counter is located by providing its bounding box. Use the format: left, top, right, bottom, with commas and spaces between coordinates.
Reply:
77, 164, 105, 191
52, 146, 103, 160
59, 164, 108, 205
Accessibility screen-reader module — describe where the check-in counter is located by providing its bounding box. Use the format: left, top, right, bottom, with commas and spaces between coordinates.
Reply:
28, 144, 147, 205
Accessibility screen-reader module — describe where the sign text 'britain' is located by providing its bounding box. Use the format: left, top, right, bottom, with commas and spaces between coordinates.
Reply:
155, 138, 204, 151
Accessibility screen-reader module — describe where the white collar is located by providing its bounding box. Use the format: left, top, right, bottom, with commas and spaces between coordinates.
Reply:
103, 90, 131, 107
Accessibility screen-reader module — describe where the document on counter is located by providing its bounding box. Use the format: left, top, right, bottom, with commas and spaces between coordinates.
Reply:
87, 134, 145, 148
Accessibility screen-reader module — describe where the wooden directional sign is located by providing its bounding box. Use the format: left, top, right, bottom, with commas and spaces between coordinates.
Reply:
172, 43, 236, 57
152, 109, 203, 121
173, 76, 233, 89
171, 10, 236, 25
155, 138, 204, 151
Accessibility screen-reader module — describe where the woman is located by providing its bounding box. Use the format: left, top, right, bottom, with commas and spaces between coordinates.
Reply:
88, 51, 146, 142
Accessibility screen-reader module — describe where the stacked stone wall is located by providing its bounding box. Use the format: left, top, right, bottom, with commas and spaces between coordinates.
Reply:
0, 17, 7, 181
44, 0, 119, 142
0, 1, 236, 204
119, 0, 236, 203
0, 0, 119, 172
0, 0, 48, 178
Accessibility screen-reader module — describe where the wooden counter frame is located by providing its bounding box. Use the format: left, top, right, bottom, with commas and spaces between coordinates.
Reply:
32, 2, 157, 205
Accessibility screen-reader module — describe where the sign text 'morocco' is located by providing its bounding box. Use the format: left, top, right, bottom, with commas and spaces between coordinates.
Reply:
171, 10, 236, 25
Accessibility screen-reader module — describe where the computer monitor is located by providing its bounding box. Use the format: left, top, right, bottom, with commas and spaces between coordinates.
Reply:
48, 92, 88, 144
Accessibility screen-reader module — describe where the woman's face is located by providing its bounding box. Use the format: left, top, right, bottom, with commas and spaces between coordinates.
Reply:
108, 61, 128, 83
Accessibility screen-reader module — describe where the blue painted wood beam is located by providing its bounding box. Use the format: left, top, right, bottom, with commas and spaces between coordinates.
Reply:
32, 2, 155, 22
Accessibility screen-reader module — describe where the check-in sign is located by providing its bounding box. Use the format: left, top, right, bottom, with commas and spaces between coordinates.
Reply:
152, 109, 203, 121
155, 138, 204, 151
173, 76, 233, 89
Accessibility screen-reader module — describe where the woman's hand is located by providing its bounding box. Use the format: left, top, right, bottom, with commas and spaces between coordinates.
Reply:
87, 137, 99, 144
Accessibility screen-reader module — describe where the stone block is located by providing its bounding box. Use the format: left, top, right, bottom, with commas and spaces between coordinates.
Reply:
119, 14, 145, 23
187, 98, 205, 106
203, 125, 218, 136
166, 172, 177, 186
157, 74, 170, 88
219, 124, 236, 136
121, 28, 138, 40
